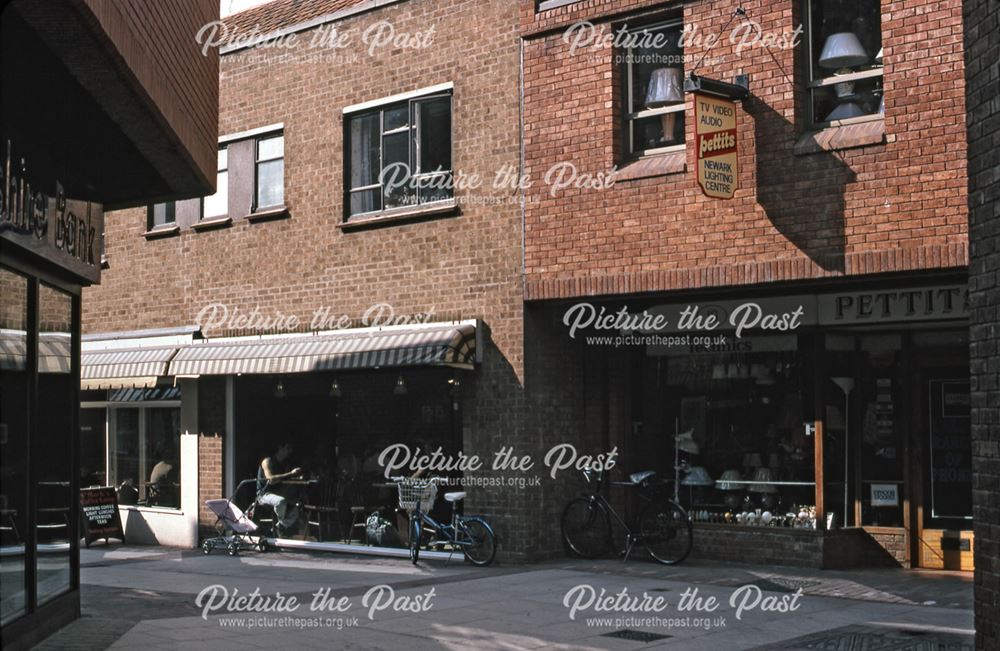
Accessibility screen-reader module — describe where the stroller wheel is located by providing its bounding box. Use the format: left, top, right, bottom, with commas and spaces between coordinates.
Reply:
202, 540, 214, 555
257, 537, 268, 552
227, 542, 239, 557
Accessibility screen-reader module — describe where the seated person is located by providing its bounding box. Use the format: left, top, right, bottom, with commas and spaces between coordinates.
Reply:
148, 444, 178, 507
257, 443, 303, 535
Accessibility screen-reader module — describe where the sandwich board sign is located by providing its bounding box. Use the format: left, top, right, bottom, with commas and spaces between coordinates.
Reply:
80, 486, 125, 547
694, 93, 738, 199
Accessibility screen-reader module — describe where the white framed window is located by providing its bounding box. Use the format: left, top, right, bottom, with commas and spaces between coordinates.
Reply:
202, 146, 229, 218
255, 133, 284, 210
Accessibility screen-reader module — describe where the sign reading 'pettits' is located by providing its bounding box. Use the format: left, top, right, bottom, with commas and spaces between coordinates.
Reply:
694, 93, 739, 199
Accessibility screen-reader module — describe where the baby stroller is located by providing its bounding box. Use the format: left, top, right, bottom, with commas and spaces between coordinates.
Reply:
202, 479, 268, 556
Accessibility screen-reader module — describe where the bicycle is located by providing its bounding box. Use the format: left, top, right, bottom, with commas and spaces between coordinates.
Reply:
393, 477, 497, 566
561, 468, 692, 565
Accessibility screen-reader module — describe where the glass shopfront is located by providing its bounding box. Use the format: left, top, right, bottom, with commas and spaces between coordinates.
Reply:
0, 264, 82, 630
606, 280, 972, 568
232, 368, 463, 548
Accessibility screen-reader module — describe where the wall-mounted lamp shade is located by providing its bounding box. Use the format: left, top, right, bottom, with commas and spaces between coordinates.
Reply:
818, 32, 869, 69
274, 379, 286, 399
825, 102, 866, 121
747, 467, 778, 493
716, 469, 745, 490
329, 379, 342, 398
682, 466, 715, 486
676, 429, 700, 455
645, 68, 684, 107
393, 374, 408, 395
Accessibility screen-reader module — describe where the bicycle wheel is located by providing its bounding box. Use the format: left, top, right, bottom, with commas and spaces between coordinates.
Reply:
639, 500, 692, 565
459, 516, 496, 566
409, 516, 422, 564
561, 497, 611, 559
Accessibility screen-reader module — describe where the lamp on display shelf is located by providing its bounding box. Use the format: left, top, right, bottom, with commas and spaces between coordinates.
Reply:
742, 451, 762, 475
716, 469, 746, 510
747, 467, 779, 510
645, 67, 684, 143
682, 466, 715, 508
393, 373, 408, 396
825, 101, 866, 122
832, 377, 855, 528
818, 32, 869, 70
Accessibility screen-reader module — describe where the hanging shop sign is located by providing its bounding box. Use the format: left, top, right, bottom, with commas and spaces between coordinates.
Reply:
693, 93, 738, 199
0, 141, 104, 284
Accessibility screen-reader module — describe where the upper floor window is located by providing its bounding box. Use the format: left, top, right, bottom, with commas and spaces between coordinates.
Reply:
345, 92, 452, 219
147, 202, 175, 230
622, 21, 685, 159
202, 146, 228, 218
805, 0, 883, 127
255, 134, 284, 210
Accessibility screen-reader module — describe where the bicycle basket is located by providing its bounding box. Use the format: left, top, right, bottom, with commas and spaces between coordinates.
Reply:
396, 479, 438, 511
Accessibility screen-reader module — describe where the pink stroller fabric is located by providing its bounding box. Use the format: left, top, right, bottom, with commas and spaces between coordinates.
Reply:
206, 499, 258, 534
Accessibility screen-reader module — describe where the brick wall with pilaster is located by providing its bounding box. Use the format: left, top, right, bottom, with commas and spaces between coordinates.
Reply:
197, 377, 227, 536
964, 0, 1000, 644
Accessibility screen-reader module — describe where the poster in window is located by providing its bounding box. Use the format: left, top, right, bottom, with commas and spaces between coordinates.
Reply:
927, 379, 972, 520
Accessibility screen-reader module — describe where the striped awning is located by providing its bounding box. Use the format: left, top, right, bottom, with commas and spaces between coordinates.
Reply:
0, 331, 72, 373
169, 322, 476, 376
81, 346, 178, 387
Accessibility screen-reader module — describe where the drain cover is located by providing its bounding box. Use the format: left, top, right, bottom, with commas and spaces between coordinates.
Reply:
602, 629, 672, 642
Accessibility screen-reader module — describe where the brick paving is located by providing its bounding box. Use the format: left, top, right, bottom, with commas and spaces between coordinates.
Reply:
31, 546, 974, 650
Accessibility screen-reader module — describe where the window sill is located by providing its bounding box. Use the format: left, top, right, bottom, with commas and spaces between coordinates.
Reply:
246, 205, 289, 223
339, 200, 458, 231
192, 216, 233, 231
794, 118, 886, 156
143, 225, 179, 239
616, 151, 687, 182
119, 505, 184, 515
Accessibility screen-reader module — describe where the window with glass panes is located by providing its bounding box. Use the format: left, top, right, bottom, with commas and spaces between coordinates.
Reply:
147, 202, 175, 229
202, 147, 228, 218
805, 0, 883, 126
345, 93, 452, 218
255, 134, 284, 210
621, 21, 686, 159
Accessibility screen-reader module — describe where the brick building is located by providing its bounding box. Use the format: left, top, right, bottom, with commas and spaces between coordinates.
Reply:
964, 0, 1000, 643
1, 0, 218, 647
80, 0, 533, 558
520, 0, 972, 567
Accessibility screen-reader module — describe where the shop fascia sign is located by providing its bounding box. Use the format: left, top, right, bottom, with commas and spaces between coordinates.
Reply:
0, 140, 104, 284
628, 284, 968, 336
686, 75, 749, 200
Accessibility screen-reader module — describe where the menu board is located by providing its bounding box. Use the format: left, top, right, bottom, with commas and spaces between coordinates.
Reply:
928, 380, 972, 519
80, 487, 125, 547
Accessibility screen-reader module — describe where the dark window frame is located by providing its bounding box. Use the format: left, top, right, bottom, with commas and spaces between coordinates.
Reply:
343, 91, 454, 221
146, 202, 176, 230
803, 0, 884, 129
620, 18, 686, 161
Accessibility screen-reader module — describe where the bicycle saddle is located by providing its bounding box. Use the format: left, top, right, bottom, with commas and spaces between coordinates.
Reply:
444, 491, 466, 502
628, 471, 656, 485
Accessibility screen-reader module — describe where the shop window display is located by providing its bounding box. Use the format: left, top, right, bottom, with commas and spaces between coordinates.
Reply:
638, 341, 818, 528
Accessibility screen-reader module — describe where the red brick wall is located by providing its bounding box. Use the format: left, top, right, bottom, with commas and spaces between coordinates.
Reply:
521, 0, 969, 300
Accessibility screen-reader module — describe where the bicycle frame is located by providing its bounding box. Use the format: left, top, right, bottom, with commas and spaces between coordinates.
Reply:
411, 499, 477, 550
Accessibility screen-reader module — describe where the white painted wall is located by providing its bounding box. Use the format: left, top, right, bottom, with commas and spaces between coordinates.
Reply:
118, 431, 199, 547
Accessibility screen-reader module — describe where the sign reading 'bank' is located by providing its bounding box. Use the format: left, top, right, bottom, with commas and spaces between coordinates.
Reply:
694, 93, 738, 199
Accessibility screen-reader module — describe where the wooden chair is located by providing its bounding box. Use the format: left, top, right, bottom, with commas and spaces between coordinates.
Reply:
303, 479, 342, 542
